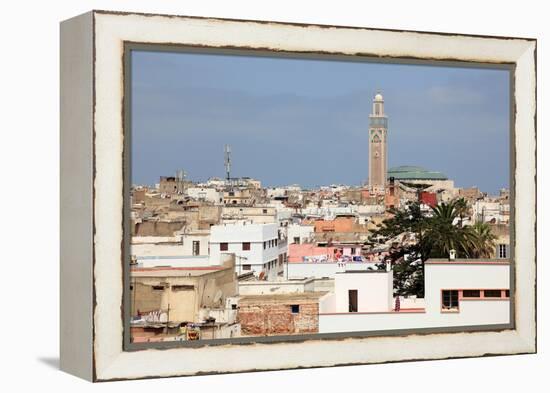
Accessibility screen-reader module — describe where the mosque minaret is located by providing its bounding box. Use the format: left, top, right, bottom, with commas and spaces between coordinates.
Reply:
368, 92, 388, 193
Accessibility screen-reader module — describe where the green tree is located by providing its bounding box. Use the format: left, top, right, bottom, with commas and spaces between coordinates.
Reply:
369, 198, 496, 297
369, 201, 429, 297
469, 221, 497, 258
424, 200, 476, 258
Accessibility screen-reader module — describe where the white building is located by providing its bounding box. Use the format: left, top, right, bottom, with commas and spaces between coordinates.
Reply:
318, 258, 510, 333
325, 270, 393, 313
287, 261, 376, 279
474, 200, 510, 224
180, 230, 210, 256
287, 223, 314, 244
209, 221, 288, 280
185, 187, 223, 204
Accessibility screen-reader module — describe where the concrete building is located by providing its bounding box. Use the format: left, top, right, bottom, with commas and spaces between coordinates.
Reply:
287, 243, 363, 263
221, 205, 277, 224
180, 230, 210, 256
223, 188, 254, 205
318, 258, 510, 333
287, 223, 314, 244
473, 199, 510, 224
209, 221, 288, 280
368, 92, 388, 193
185, 187, 223, 204
158, 175, 191, 195
130, 254, 240, 342
287, 260, 375, 279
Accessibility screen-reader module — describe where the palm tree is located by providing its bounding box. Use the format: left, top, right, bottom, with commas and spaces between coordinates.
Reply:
454, 197, 469, 227
425, 200, 475, 258
470, 222, 497, 258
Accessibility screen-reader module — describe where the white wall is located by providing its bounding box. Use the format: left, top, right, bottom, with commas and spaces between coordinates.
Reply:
334, 271, 393, 312
186, 187, 222, 203
319, 262, 510, 333
131, 242, 185, 257
181, 233, 210, 256
238, 279, 315, 295
287, 224, 314, 244
287, 262, 378, 279
135, 255, 213, 268
319, 301, 509, 333
424, 262, 509, 315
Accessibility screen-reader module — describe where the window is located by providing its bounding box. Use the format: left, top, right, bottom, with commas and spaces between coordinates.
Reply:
242, 264, 251, 271
242, 242, 250, 251
275, 239, 278, 246
231, 304, 238, 310
262, 209, 268, 214
172, 285, 194, 291
462, 290, 481, 298
484, 289, 502, 298
351, 247, 356, 254
263, 241, 266, 250
293, 237, 300, 244
192, 240, 200, 256
442, 290, 459, 310
290, 304, 300, 314
220, 242, 228, 251
152, 285, 165, 291
497, 244, 508, 259
348, 289, 358, 312
505, 290, 510, 298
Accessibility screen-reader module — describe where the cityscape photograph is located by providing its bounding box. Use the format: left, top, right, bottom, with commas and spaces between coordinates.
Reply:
128, 50, 511, 343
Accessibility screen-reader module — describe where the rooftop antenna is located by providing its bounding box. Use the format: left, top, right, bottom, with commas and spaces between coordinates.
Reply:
175, 169, 186, 181
224, 144, 231, 181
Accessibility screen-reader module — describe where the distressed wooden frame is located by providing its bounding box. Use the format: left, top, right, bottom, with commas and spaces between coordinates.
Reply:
60, 10, 537, 381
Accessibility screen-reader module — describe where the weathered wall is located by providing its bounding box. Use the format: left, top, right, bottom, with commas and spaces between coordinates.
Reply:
238, 298, 319, 336
133, 220, 186, 236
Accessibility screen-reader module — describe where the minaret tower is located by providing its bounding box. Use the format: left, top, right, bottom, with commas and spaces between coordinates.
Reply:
368, 92, 388, 193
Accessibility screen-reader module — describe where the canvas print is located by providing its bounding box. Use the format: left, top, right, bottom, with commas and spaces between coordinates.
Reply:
128, 50, 511, 343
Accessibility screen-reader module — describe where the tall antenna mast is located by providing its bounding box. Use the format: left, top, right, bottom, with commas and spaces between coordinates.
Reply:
224, 144, 231, 181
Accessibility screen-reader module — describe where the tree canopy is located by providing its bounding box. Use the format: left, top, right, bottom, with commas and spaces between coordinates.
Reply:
369, 198, 497, 297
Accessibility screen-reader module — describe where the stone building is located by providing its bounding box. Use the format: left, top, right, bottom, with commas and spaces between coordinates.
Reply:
159, 175, 192, 195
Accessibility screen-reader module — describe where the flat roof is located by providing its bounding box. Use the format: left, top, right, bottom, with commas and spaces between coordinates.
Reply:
239, 291, 328, 303
131, 266, 227, 277
425, 258, 510, 265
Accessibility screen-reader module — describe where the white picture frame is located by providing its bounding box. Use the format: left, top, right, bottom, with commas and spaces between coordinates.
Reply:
60, 10, 536, 381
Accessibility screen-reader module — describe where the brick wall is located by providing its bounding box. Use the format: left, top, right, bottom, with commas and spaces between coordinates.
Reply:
238, 300, 319, 336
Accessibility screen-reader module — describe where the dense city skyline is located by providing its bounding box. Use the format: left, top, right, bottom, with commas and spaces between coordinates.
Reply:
131, 50, 510, 194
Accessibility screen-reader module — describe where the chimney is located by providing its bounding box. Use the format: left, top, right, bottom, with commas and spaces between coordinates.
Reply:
449, 249, 456, 261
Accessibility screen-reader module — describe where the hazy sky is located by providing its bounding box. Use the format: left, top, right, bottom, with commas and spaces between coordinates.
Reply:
131, 50, 510, 194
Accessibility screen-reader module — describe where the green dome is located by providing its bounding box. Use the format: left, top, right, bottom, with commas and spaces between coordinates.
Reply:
388, 165, 448, 181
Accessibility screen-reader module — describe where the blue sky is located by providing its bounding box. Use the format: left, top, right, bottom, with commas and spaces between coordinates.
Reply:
131, 50, 510, 194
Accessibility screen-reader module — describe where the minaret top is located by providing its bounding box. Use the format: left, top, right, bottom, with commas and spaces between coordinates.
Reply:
372, 92, 385, 117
